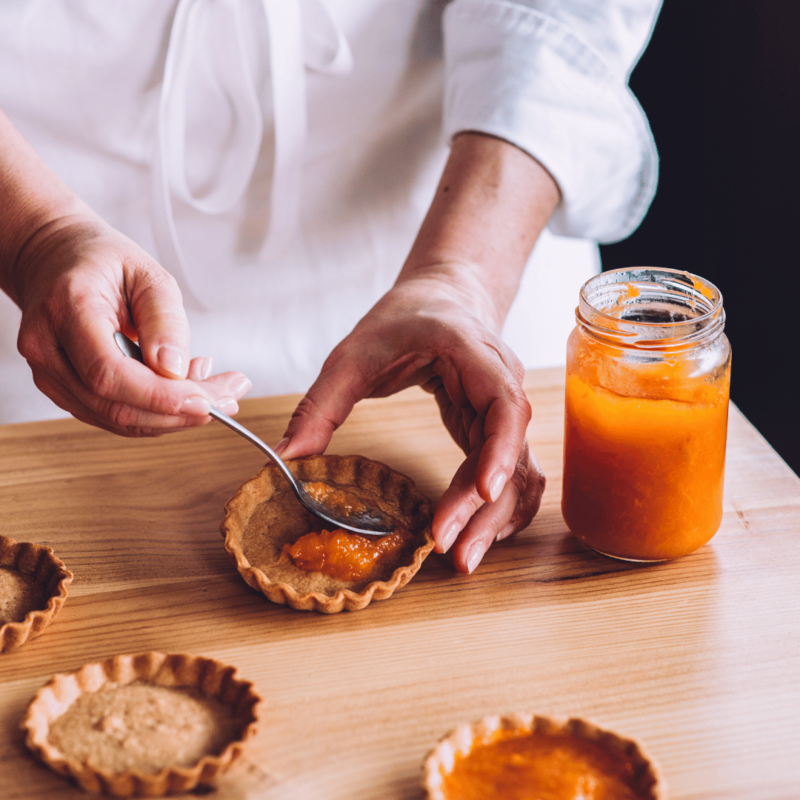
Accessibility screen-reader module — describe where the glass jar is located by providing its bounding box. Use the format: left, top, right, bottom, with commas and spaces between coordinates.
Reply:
561, 267, 731, 561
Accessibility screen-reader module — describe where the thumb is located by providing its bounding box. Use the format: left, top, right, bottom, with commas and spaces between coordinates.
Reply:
275, 357, 366, 459
127, 267, 191, 380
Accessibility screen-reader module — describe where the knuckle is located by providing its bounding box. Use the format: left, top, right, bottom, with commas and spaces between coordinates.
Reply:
97, 398, 135, 429
16, 325, 45, 365
289, 394, 341, 433
289, 395, 320, 423
136, 268, 185, 312
95, 399, 166, 438
83, 356, 119, 398
506, 349, 526, 385
507, 383, 532, 422
17, 308, 61, 366
146, 265, 181, 295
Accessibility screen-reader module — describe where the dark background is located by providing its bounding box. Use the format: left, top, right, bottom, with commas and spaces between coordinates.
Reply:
600, 1, 800, 476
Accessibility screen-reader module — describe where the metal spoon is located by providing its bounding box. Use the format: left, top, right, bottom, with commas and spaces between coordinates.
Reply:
114, 332, 393, 535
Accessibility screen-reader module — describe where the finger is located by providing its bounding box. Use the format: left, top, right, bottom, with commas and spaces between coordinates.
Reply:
126, 267, 191, 379
197, 370, 253, 416
435, 443, 546, 574
474, 381, 532, 504
188, 358, 253, 404
187, 356, 213, 382
431, 380, 482, 455
431, 449, 485, 554
434, 344, 531, 504
450, 445, 545, 572
494, 446, 545, 541
28, 364, 209, 436
58, 317, 213, 419
275, 350, 369, 459
57, 313, 250, 429
200, 370, 252, 401
20, 311, 214, 430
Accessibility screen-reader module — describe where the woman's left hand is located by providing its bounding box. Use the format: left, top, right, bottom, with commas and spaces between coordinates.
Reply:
278, 132, 559, 572
274, 270, 545, 573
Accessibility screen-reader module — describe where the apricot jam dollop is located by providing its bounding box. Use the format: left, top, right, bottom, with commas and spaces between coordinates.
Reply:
441, 729, 648, 800
282, 528, 405, 582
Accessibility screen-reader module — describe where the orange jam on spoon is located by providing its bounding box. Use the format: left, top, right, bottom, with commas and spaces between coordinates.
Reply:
302, 482, 370, 517
441, 729, 649, 800
282, 528, 405, 582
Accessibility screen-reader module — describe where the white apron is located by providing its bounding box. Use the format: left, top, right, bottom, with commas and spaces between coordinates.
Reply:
0, 0, 634, 425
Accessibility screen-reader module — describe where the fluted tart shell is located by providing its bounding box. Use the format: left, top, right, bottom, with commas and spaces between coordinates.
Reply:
221, 454, 434, 613
21, 651, 260, 797
424, 712, 668, 800
0, 535, 73, 653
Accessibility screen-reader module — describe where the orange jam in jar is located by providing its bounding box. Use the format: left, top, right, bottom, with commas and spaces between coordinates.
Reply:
561, 268, 731, 561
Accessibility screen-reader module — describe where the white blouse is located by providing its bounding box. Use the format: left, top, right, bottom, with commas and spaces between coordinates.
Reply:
0, 0, 661, 424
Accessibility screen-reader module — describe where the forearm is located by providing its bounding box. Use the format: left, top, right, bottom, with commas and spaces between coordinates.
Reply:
0, 109, 90, 305
398, 131, 560, 331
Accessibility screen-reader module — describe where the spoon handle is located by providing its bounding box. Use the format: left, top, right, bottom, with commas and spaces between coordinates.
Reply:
206, 406, 301, 492
113, 331, 393, 535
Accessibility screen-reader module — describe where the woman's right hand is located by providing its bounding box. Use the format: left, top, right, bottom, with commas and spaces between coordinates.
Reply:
0, 109, 251, 435
11, 214, 251, 436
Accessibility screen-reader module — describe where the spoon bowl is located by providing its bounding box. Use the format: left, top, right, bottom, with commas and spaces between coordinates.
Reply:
114, 332, 394, 535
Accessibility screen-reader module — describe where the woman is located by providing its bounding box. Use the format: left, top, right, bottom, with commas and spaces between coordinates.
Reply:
0, 0, 660, 572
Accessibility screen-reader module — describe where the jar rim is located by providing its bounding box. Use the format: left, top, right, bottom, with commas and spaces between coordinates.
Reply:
577, 267, 725, 350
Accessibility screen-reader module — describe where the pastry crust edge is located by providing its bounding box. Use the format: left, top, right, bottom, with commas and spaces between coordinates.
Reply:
221, 454, 435, 613
422, 712, 668, 800
0, 534, 73, 653
20, 651, 261, 797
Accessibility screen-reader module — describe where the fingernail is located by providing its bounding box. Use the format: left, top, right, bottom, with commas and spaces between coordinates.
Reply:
230, 376, 253, 397
489, 472, 507, 503
439, 522, 460, 553
181, 395, 211, 416
273, 437, 290, 455
466, 541, 486, 574
496, 523, 515, 542
157, 345, 185, 378
216, 397, 239, 415
196, 356, 213, 381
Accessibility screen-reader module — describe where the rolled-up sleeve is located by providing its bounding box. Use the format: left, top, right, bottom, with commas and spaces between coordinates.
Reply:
443, 0, 662, 243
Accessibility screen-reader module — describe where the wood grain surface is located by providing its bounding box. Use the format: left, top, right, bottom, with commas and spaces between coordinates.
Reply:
1, 368, 799, 799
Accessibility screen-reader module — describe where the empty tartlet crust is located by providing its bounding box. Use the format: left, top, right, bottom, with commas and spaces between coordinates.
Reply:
221, 454, 434, 613
423, 713, 668, 800
0, 535, 73, 653
21, 651, 260, 797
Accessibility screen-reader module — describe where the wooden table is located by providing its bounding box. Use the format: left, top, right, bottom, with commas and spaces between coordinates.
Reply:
1, 368, 799, 799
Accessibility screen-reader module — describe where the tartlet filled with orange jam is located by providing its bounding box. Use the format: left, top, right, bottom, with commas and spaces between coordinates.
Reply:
221, 455, 433, 613
424, 714, 667, 800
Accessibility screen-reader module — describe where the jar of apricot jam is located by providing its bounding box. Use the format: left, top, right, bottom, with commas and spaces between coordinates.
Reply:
561, 267, 731, 561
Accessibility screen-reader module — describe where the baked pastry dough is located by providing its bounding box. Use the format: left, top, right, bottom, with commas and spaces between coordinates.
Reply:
0, 535, 73, 652
21, 651, 260, 797
221, 454, 434, 613
424, 713, 667, 800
